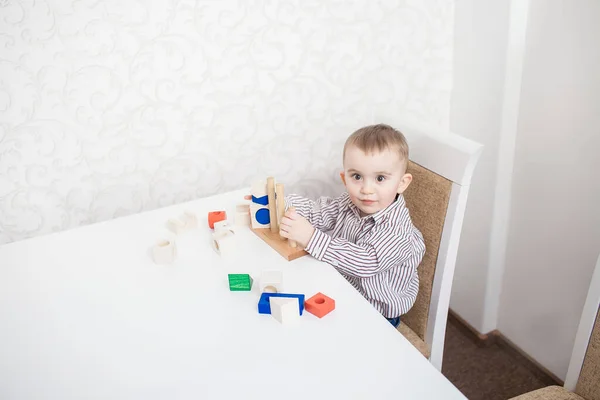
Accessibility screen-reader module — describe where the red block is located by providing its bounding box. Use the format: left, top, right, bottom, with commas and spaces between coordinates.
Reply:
305, 292, 335, 318
208, 211, 227, 229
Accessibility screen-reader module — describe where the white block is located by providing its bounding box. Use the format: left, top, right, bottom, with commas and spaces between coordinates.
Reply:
250, 180, 271, 229
270, 297, 300, 324
167, 218, 185, 234
251, 180, 267, 198
259, 270, 283, 293
151, 239, 177, 264
235, 204, 251, 226
214, 219, 233, 235
181, 211, 198, 229
167, 211, 198, 234
212, 229, 236, 258
235, 212, 251, 226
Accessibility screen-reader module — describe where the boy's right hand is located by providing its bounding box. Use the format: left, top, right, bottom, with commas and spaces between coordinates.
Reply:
279, 209, 315, 249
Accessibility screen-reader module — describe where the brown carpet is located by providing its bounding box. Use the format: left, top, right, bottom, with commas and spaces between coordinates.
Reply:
442, 316, 559, 400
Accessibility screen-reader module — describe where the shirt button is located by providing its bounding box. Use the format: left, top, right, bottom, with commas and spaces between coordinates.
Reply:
332, 260, 339, 266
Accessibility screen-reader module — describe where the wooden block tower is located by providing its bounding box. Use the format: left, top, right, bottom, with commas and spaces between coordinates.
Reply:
250, 176, 307, 261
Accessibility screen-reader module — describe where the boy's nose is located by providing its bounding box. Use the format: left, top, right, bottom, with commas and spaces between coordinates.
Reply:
360, 185, 374, 195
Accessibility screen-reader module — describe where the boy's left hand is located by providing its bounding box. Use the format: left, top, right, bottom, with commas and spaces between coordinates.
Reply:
279, 209, 315, 248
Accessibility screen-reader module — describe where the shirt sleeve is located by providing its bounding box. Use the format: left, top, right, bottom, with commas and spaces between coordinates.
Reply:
284, 194, 342, 232
305, 223, 425, 278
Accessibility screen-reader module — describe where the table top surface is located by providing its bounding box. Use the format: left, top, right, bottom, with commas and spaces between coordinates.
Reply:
0, 188, 466, 400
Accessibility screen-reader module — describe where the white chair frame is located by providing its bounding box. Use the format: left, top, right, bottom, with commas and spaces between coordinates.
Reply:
395, 121, 483, 370
564, 253, 600, 391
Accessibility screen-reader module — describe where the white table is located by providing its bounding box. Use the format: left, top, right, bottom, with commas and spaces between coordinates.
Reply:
0, 188, 466, 399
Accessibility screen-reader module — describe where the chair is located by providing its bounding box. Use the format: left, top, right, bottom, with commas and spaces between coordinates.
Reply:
393, 122, 483, 371
509, 254, 600, 400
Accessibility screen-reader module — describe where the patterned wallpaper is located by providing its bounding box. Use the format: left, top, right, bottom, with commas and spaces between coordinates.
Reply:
0, 0, 454, 244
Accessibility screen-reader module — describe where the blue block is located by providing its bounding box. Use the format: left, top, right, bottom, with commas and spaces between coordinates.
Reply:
258, 292, 305, 315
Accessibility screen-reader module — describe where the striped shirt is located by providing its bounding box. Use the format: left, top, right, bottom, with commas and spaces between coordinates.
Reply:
285, 192, 425, 318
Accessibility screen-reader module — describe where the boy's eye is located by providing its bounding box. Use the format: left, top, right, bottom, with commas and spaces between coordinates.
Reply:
352, 173, 362, 180
377, 175, 386, 182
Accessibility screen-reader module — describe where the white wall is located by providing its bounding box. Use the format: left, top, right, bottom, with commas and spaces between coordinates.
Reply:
449, 0, 509, 332
451, 0, 600, 380
498, 0, 600, 380
0, 0, 455, 244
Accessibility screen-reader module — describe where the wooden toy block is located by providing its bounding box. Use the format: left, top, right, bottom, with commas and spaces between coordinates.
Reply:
228, 274, 253, 291
251, 180, 271, 229
167, 211, 198, 234
305, 292, 335, 318
251, 180, 269, 202
208, 211, 227, 229
257, 292, 305, 315
251, 181, 269, 210
213, 219, 233, 235
151, 238, 177, 264
250, 202, 270, 229
182, 211, 198, 228
235, 204, 251, 226
259, 270, 283, 293
167, 218, 185, 234
270, 297, 301, 324
212, 229, 236, 257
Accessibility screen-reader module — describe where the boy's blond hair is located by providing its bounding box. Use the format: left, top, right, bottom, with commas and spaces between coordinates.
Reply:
343, 124, 409, 169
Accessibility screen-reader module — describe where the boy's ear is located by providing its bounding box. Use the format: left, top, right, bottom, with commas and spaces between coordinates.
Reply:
397, 173, 412, 194
339, 171, 346, 186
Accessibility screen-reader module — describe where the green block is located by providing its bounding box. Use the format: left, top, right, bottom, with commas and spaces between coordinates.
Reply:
228, 274, 253, 291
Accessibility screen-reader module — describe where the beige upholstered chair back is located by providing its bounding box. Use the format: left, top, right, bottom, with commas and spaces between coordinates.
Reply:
576, 307, 600, 400
401, 160, 452, 340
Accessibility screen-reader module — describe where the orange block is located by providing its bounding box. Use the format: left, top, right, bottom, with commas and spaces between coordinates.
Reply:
305, 292, 335, 318
208, 211, 227, 229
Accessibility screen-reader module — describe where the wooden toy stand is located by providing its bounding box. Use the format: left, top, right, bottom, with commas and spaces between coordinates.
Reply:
250, 177, 308, 261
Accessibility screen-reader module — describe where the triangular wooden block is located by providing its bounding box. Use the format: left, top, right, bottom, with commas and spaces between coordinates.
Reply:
270, 297, 301, 324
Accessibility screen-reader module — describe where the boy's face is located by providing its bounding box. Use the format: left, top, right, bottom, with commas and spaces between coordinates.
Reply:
341, 145, 412, 216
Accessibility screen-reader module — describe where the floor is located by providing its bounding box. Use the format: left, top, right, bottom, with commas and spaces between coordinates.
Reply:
441, 316, 559, 400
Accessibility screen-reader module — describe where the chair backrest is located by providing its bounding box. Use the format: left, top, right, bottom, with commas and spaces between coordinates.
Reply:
393, 121, 483, 370
577, 308, 600, 400
565, 253, 600, 399
402, 161, 452, 340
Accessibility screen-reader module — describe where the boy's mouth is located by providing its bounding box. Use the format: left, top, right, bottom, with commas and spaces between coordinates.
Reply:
361, 199, 377, 205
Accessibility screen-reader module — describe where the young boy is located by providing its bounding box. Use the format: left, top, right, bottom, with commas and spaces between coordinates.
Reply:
279, 124, 425, 327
